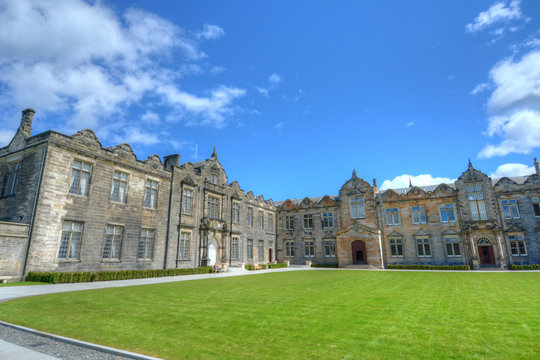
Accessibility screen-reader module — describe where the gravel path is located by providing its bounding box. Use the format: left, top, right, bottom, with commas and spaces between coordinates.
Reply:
0, 322, 133, 360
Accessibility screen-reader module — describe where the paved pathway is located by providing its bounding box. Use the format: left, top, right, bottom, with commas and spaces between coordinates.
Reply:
0, 265, 311, 359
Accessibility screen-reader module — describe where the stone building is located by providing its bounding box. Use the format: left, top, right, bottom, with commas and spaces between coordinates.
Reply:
276, 162, 540, 270
0, 109, 276, 281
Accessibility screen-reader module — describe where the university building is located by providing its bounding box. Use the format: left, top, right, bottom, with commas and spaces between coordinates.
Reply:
1, 109, 539, 280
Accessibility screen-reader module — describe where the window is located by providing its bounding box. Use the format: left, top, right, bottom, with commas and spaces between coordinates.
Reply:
440, 204, 456, 223
267, 213, 274, 230
1, 162, 20, 197
324, 240, 336, 257
509, 234, 527, 256
349, 197, 365, 218
232, 202, 240, 224
210, 174, 218, 185
248, 207, 253, 227
231, 237, 239, 259
285, 241, 295, 257
178, 232, 190, 259
103, 225, 123, 259
58, 221, 83, 259
284, 215, 294, 230
69, 160, 91, 196
445, 237, 461, 257
532, 197, 540, 217
110, 171, 128, 203
322, 213, 334, 228
386, 208, 399, 225
258, 240, 264, 261
144, 180, 158, 209
207, 196, 220, 219
247, 239, 253, 259
389, 238, 403, 257
259, 211, 264, 229
501, 199, 520, 219
304, 240, 315, 257
138, 228, 154, 259
467, 184, 487, 221
412, 206, 426, 224
181, 189, 193, 214
416, 237, 431, 257
303, 214, 313, 229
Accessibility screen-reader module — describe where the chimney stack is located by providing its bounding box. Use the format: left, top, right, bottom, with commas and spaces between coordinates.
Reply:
20, 108, 35, 137
373, 178, 378, 187
535, 157, 539, 175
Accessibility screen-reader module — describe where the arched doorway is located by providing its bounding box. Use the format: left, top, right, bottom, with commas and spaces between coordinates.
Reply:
477, 238, 495, 265
351, 240, 366, 265
208, 241, 217, 266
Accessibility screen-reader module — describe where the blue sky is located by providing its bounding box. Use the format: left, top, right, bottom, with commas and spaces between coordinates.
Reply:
1, 0, 539, 200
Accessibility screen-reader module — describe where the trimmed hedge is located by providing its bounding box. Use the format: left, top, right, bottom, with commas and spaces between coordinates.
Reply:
267, 263, 288, 269
387, 264, 470, 270
26, 267, 212, 284
509, 264, 540, 270
245, 264, 267, 270
311, 263, 339, 268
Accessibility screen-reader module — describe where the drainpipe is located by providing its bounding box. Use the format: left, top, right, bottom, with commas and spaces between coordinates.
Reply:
163, 167, 175, 270
22, 145, 48, 278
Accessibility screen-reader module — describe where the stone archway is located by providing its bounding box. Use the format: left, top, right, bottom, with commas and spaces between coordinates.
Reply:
351, 240, 367, 264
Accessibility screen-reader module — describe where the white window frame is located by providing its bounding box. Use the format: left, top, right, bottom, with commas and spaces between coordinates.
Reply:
304, 240, 315, 258
267, 213, 274, 230
248, 207, 253, 227
258, 210, 264, 229
258, 240, 264, 261
501, 199, 520, 219
439, 204, 456, 223
138, 228, 154, 260
386, 208, 400, 226
444, 236, 461, 257
532, 197, 540, 217
232, 202, 240, 224
416, 237, 431, 257
303, 214, 313, 229
324, 240, 336, 258
207, 196, 220, 219
103, 224, 123, 259
284, 215, 294, 230
389, 237, 403, 257
178, 232, 191, 259
285, 241, 295, 257
58, 220, 83, 259
412, 206, 427, 224
181, 188, 193, 215
231, 237, 239, 260
144, 179, 159, 209
247, 239, 254, 259
349, 197, 365, 219
509, 234, 527, 256
110, 171, 129, 203
69, 160, 91, 196
322, 212, 334, 229
467, 183, 487, 221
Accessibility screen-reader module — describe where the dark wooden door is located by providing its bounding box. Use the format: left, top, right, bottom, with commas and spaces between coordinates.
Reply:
479, 246, 495, 264
352, 240, 366, 264
268, 248, 272, 262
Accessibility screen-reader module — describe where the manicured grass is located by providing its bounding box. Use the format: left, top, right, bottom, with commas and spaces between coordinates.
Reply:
0, 281, 48, 287
0, 271, 539, 359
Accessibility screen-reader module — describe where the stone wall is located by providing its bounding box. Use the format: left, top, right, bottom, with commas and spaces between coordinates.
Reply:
0, 221, 29, 281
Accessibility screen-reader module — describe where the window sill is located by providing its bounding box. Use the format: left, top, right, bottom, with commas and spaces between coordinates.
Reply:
137, 258, 153, 262
177, 258, 191, 261
58, 259, 81, 263
511, 254, 528, 257
67, 193, 89, 199
102, 259, 121, 263
143, 206, 158, 211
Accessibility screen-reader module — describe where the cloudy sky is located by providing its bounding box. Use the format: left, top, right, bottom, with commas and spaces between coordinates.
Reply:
1, 0, 539, 200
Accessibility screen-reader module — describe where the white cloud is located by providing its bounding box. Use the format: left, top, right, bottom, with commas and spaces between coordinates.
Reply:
471, 82, 490, 95
0, 129, 15, 147
210, 66, 225, 74
405, 122, 414, 127
141, 111, 160, 125
269, 73, 282, 84
478, 50, 540, 158
0, 0, 243, 142
465, 0, 524, 33
274, 121, 284, 130
117, 127, 160, 146
490, 163, 535, 178
197, 24, 225, 40
380, 174, 455, 190
255, 87, 269, 97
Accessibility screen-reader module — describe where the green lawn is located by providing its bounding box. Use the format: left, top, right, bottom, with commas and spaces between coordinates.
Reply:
0, 281, 48, 287
0, 271, 539, 359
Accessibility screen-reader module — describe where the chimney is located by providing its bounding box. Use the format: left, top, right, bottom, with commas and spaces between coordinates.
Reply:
164, 154, 180, 170
535, 157, 539, 175
20, 108, 35, 137
373, 178, 378, 187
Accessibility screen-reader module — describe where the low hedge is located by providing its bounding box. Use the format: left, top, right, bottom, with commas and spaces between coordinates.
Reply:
26, 267, 212, 284
311, 263, 339, 268
509, 264, 540, 270
244, 264, 267, 270
387, 264, 470, 270
267, 263, 288, 269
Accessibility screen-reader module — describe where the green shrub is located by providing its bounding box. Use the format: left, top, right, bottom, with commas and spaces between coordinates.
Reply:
267, 263, 288, 269
386, 264, 470, 270
509, 264, 540, 270
311, 263, 339, 268
24, 266, 212, 284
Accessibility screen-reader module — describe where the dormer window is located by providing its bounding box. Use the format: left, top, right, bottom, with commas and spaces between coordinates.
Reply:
349, 197, 365, 219
210, 174, 219, 185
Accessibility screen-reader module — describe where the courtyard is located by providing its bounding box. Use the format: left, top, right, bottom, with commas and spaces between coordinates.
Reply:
0, 270, 538, 359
